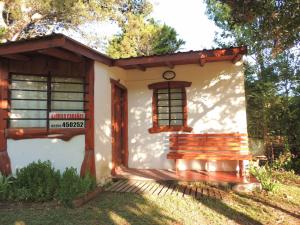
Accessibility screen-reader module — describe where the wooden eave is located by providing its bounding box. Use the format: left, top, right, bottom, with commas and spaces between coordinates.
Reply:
113, 47, 247, 69
0, 34, 113, 66
0, 34, 247, 70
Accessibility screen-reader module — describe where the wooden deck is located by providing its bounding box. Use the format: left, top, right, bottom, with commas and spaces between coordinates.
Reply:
113, 167, 258, 184
105, 180, 224, 199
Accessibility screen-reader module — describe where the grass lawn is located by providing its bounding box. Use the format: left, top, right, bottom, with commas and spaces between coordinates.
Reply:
0, 173, 299, 225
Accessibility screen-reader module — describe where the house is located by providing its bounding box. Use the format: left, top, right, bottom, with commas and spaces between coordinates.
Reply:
0, 34, 251, 184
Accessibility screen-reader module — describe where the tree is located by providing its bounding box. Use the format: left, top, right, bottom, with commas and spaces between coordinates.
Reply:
205, 0, 300, 158
207, 0, 300, 55
0, 0, 152, 41
106, 16, 185, 58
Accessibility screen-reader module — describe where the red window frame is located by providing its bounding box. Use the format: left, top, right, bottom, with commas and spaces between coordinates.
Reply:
148, 81, 193, 133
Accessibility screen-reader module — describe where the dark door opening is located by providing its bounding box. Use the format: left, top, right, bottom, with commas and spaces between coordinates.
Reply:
111, 79, 128, 175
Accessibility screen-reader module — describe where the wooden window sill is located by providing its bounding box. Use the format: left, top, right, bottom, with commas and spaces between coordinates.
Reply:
6, 128, 85, 141
148, 126, 193, 134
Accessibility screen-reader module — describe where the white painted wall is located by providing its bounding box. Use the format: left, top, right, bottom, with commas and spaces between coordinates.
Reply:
125, 61, 248, 171
94, 62, 126, 183
8, 135, 85, 174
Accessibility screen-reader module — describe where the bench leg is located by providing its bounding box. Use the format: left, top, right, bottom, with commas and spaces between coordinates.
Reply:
239, 160, 244, 177
175, 159, 178, 176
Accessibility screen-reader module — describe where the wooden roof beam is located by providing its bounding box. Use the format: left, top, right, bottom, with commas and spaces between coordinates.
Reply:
1, 54, 30, 61
38, 48, 83, 62
232, 54, 243, 63
135, 64, 146, 71
165, 62, 174, 69
199, 53, 206, 67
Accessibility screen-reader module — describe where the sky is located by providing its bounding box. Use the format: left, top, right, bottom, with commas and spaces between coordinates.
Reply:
150, 0, 220, 51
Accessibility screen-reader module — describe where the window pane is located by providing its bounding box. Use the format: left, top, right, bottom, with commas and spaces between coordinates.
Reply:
157, 93, 168, 100
170, 100, 183, 106
11, 74, 47, 82
170, 92, 183, 99
157, 89, 168, 94
171, 113, 183, 119
157, 101, 169, 106
170, 88, 182, 93
171, 106, 183, 113
51, 101, 84, 110
158, 107, 169, 113
170, 120, 183, 125
11, 100, 47, 109
52, 92, 84, 101
10, 119, 46, 128
11, 90, 47, 100
158, 114, 169, 119
158, 120, 169, 126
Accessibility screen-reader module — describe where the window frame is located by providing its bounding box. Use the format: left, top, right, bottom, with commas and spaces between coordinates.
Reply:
6, 72, 87, 140
148, 81, 193, 133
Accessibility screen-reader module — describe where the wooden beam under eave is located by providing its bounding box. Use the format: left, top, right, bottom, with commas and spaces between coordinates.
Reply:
199, 54, 206, 67
165, 62, 174, 69
135, 64, 146, 71
38, 48, 83, 63
232, 54, 243, 64
1, 54, 30, 61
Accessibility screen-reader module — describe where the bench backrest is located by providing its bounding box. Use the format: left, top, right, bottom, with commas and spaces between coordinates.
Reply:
169, 133, 249, 152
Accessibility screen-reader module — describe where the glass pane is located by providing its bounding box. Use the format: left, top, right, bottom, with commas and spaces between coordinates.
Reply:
157, 101, 169, 106
52, 83, 84, 92
158, 114, 169, 119
170, 88, 182, 93
52, 77, 83, 83
157, 93, 169, 100
10, 110, 46, 119
11, 100, 47, 109
171, 106, 183, 113
11, 91, 47, 100
11, 74, 47, 82
11, 79, 47, 91
170, 120, 184, 125
170, 100, 183, 106
158, 120, 169, 126
10, 119, 46, 128
158, 107, 169, 113
52, 92, 84, 101
171, 113, 183, 119
170, 92, 183, 99
51, 101, 84, 110
157, 89, 168, 94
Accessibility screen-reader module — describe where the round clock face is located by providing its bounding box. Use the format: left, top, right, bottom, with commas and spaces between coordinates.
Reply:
162, 70, 176, 80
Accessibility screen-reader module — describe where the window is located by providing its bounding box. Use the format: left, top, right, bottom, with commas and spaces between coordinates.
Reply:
148, 81, 192, 133
8, 74, 86, 129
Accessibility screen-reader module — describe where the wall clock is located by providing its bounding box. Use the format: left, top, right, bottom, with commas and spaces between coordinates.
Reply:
162, 70, 176, 80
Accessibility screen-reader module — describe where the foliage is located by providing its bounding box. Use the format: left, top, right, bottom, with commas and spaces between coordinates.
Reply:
12, 161, 60, 201
205, 0, 300, 162
0, 173, 14, 200
0, 0, 153, 41
206, 0, 300, 55
107, 15, 185, 58
57, 168, 96, 207
250, 165, 278, 192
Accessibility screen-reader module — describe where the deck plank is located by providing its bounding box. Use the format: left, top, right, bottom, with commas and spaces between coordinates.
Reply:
158, 183, 170, 196
105, 180, 124, 191
109, 180, 128, 192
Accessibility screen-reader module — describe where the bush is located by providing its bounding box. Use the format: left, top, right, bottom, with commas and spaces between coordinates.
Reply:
250, 165, 278, 192
271, 151, 293, 171
12, 161, 60, 201
0, 173, 14, 201
57, 168, 96, 207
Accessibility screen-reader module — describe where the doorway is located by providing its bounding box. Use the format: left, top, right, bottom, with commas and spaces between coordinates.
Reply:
111, 79, 128, 175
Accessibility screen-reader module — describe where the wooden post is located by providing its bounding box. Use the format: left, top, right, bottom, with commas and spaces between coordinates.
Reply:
80, 59, 95, 177
239, 160, 244, 177
0, 60, 11, 175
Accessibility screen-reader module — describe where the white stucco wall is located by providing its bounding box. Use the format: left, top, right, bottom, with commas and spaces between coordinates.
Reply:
7, 135, 85, 174
94, 62, 126, 183
125, 61, 248, 171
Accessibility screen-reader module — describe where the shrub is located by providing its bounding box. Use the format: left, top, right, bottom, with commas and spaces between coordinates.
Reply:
271, 150, 293, 171
57, 168, 96, 207
250, 165, 278, 192
13, 160, 60, 201
0, 173, 14, 200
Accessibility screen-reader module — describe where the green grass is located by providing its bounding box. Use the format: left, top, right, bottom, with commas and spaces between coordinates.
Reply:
1, 174, 300, 225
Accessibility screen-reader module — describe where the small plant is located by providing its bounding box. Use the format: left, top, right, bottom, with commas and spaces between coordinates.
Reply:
0, 173, 14, 200
57, 168, 96, 207
271, 150, 293, 171
13, 160, 60, 201
250, 165, 278, 192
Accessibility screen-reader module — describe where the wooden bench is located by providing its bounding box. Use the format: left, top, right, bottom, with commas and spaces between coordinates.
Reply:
167, 133, 252, 176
